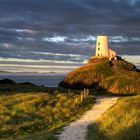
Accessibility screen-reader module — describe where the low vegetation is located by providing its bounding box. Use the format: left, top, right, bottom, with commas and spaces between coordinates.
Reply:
0, 88, 94, 139
1, 57, 140, 139
87, 95, 140, 140
59, 59, 140, 94
0, 79, 50, 94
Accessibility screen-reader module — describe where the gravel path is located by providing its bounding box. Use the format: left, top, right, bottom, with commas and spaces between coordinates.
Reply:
58, 96, 119, 140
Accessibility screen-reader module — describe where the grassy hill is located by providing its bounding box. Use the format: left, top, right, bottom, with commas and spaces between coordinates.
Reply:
59, 58, 140, 94
87, 95, 140, 140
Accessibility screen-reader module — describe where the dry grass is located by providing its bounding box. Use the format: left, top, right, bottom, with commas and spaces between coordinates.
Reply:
60, 59, 140, 94
87, 95, 140, 140
0, 91, 94, 139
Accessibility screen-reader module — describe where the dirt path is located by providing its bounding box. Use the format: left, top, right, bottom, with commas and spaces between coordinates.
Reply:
58, 96, 119, 140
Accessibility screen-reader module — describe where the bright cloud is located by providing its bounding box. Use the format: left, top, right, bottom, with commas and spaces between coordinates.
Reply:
121, 55, 140, 65
73, 36, 96, 42
16, 29, 36, 34
0, 57, 82, 64
31, 51, 88, 58
42, 36, 67, 43
110, 36, 140, 43
0, 64, 78, 69
110, 36, 129, 42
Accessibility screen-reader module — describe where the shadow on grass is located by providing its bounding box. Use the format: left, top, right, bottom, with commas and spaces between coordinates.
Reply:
60, 84, 137, 98
87, 121, 140, 140
0, 83, 71, 96
87, 123, 105, 140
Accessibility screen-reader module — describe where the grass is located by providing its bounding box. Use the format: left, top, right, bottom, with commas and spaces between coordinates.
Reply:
87, 95, 140, 140
60, 59, 140, 94
0, 88, 95, 140
0, 58, 139, 139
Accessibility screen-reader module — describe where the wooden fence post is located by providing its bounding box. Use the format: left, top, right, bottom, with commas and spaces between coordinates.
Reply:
81, 91, 83, 102
75, 98, 78, 103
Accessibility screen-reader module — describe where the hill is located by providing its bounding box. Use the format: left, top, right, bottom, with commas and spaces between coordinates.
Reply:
59, 58, 140, 94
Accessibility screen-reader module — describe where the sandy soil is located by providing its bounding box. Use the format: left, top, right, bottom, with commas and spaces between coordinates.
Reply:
58, 96, 119, 140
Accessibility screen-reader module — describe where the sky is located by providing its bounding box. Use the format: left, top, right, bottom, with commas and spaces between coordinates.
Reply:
0, 0, 140, 73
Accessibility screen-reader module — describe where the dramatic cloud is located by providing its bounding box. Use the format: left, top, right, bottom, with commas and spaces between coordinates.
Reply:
0, 0, 140, 73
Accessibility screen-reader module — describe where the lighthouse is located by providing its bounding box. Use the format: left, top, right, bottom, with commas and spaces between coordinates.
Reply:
95, 35, 117, 60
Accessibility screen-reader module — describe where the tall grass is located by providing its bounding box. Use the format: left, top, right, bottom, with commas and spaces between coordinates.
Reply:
0, 91, 94, 139
87, 95, 140, 140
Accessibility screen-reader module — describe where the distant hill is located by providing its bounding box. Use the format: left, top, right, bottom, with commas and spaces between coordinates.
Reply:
59, 58, 140, 94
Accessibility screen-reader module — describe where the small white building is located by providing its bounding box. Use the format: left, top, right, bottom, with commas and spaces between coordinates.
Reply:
95, 35, 117, 60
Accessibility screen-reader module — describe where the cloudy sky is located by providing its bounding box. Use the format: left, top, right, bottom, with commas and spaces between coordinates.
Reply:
0, 0, 140, 73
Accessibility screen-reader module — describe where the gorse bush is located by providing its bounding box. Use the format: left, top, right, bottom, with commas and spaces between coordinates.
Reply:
0, 91, 94, 139
87, 95, 140, 140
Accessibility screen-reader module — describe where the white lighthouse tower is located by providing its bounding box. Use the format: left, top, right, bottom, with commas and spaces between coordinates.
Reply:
95, 35, 117, 60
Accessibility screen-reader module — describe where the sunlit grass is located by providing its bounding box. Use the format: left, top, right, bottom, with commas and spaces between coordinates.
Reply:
0, 91, 94, 139
87, 95, 140, 140
60, 60, 140, 94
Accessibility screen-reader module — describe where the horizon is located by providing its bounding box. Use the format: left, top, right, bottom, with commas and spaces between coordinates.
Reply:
0, 0, 140, 73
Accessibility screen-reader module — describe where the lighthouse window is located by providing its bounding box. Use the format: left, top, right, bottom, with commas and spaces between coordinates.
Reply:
98, 42, 100, 46
98, 47, 100, 50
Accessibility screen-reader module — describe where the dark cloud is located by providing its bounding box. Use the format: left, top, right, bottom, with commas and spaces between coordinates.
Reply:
0, 0, 140, 62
